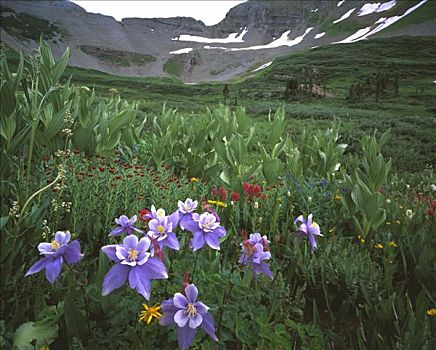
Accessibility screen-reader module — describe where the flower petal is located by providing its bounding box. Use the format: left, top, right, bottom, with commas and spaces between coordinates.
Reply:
183, 219, 200, 233
205, 233, 220, 250
144, 257, 168, 279
173, 293, 189, 309
201, 313, 218, 341
177, 325, 197, 350
101, 245, 120, 262
64, 240, 83, 264
309, 233, 317, 251
174, 309, 189, 327
185, 284, 198, 303
128, 265, 152, 299
37, 243, 54, 255
45, 256, 63, 283
165, 233, 180, 250
189, 313, 203, 329
123, 234, 139, 250
55, 231, 71, 245
195, 301, 209, 314
102, 263, 129, 296
137, 236, 151, 253
294, 215, 305, 225
192, 231, 205, 251
110, 227, 125, 236
25, 257, 50, 277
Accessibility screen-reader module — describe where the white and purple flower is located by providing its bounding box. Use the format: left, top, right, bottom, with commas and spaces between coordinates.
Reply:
147, 211, 180, 251
239, 233, 273, 279
101, 235, 167, 299
159, 284, 218, 350
294, 213, 323, 250
25, 231, 83, 283
110, 215, 143, 236
177, 198, 198, 230
183, 212, 226, 251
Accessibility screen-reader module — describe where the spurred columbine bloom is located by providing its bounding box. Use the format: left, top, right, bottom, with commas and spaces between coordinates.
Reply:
111, 215, 143, 236
183, 212, 226, 251
239, 233, 273, 279
147, 211, 180, 251
25, 231, 83, 283
101, 235, 167, 299
294, 214, 323, 250
159, 284, 218, 350
178, 198, 198, 230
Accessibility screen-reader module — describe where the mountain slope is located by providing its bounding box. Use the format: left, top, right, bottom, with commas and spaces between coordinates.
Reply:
1, 0, 435, 82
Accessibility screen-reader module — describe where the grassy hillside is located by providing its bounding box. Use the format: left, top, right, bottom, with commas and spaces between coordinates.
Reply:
2, 36, 435, 172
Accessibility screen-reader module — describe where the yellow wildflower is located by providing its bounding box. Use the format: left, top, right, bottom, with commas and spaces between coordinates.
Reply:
399, 205, 404, 209
328, 228, 335, 233
334, 194, 342, 202
374, 243, 384, 249
207, 200, 227, 208
395, 220, 401, 224
139, 303, 162, 325
357, 235, 365, 243
190, 177, 199, 182
386, 222, 391, 225
387, 241, 398, 248
427, 308, 436, 317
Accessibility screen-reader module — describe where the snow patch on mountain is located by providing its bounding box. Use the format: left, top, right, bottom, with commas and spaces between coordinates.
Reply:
252, 61, 273, 72
337, 0, 345, 7
169, 47, 193, 54
333, 8, 356, 24
172, 27, 248, 43
358, 1, 397, 16
315, 32, 326, 39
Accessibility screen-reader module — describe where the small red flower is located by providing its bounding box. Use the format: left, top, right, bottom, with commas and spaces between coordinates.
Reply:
231, 192, 240, 201
108, 168, 116, 174
114, 175, 122, 180
211, 187, 218, 197
98, 167, 105, 172
219, 187, 227, 201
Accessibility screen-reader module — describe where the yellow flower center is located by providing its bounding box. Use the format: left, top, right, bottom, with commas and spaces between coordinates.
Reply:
157, 225, 165, 235
185, 303, 197, 317
128, 249, 139, 261
310, 222, 319, 230
50, 240, 60, 250
157, 209, 166, 218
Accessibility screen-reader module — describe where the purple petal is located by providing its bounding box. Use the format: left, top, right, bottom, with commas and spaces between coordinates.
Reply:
137, 237, 151, 253
123, 234, 138, 250
64, 240, 83, 264
179, 215, 192, 230
189, 313, 203, 329
294, 215, 305, 225
25, 257, 50, 276
102, 263, 129, 296
259, 262, 273, 279
307, 214, 313, 227
309, 233, 317, 251
159, 311, 176, 326
148, 219, 159, 232
45, 256, 63, 283
205, 233, 220, 250
174, 309, 189, 327
194, 301, 209, 314
185, 284, 198, 303
183, 219, 200, 233
101, 245, 120, 262
55, 231, 71, 245
192, 231, 205, 251
161, 297, 177, 312
37, 243, 54, 255
214, 226, 226, 238
144, 257, 168, 279
201, 313, 218, 341
115, 246, 128, 261
168, 210, 180, 228
128, 265, 152, 299
309, 224, 322, 236
177, 325, 197, 350
174, 293, 189, 308
165, 233, 180, 250
110, 227, 125, 236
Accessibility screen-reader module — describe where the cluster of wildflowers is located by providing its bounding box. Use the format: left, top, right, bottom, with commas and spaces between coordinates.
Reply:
211, 186, 227, 201
243, 182, 267, 201
26, 231, 83, 283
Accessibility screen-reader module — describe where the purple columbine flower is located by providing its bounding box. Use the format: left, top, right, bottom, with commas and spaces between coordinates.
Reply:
239, 233, 273, 279
183, 212, 226, 251
178, 198, 198, 230
143, 205, 166, 221
25, 231, 83, 283
159, 284, 218, 350
110, 215, 143, 236
294, 213, 323, 251
101, 234, 167, 299
147, 211, 180, 251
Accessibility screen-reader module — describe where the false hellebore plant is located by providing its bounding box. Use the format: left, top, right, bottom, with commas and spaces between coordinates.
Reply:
160, 284, 218, 350
26, 231, 83, 283
294, 213, 323, 250
101, 235, 167, 299
239, 233, 273, 278
184, 212, 226, 251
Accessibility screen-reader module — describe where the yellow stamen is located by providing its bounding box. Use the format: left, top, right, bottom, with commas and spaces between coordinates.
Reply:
374, 243, 384, 249
184, 303, 197, 317
157, 225, 165, 235
50, 240, 60, 250
388, 241, 398, 248
190, 177, 199, 182
128, 249, 139, 261
139, 304, 162, 325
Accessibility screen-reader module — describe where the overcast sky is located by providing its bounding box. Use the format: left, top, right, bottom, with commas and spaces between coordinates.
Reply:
70, 1, 247, 26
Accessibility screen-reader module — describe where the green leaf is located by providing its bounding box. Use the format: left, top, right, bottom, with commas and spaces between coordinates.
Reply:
13, 321, 58, 349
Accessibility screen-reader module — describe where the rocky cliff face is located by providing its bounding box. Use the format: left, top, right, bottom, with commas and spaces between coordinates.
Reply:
1, 0, 435, 82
